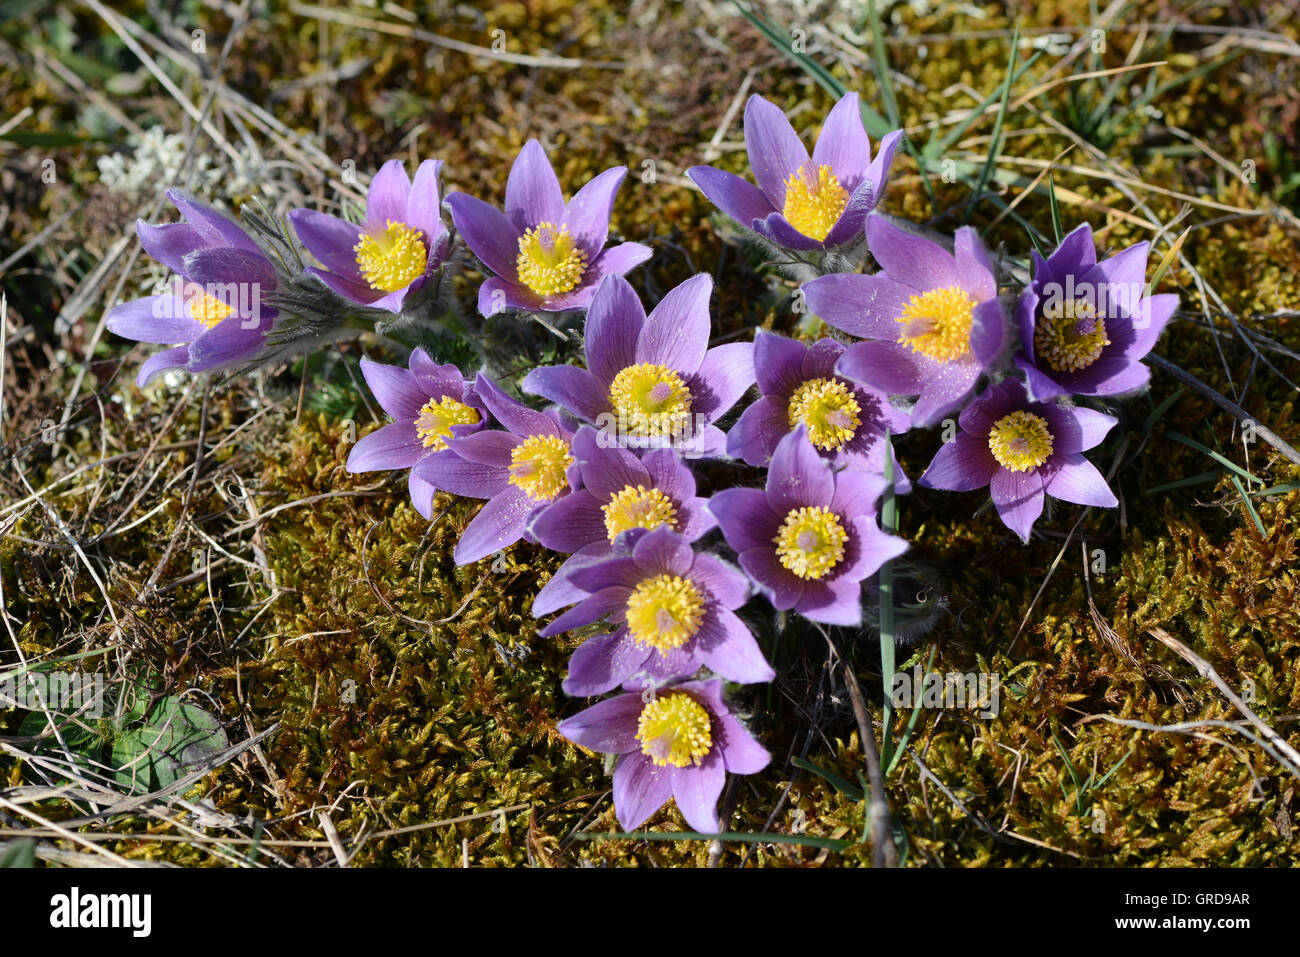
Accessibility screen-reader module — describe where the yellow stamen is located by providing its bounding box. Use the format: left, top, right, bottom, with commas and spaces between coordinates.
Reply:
414, 396, 479, 451
516, 222, 587, 296
1035, 298, 1110, 372
354, 220, 428, 292
896, 286, 977, 363
625, 575, 705, 653
188, 292, 232, 329
602, 484, 678, 543
507, 434, 573, 501
774, 506, 848, 580
782, 164, 848, 242
608, 363, 694, 438
636, 692, 713, 768
788, 378, 861, 451
987, 410, 1054, 472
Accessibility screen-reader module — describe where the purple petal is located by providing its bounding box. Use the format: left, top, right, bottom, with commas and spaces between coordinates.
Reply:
743, 94, 810, 207
690, 342, 755, 419
1046, 453, 1117, 507
766, 425, 834, 512
533, 545, 611, 616
165, 190, 259, 254
670, 748, 724, 833
1015, 354, 1070, 402
365, 159, 411, 229
954, 227, 997, 302
584, 274, 647, 385
558, 694, 643, 753
919, 433, 998, 491
404, 159, 444, 238
444, 193, 520, 280
829, 468, 888, 517
696, 609, 774, 685
637, 273, 713, 373
588, 241, 653, 282
185, 316, 266, 371
505, 139, 564, 231
562, 166, 626, 260
1124, 293, 1177, 358
309, 267, 382, 305
686, 165, 774, 227
346, 422, 423, 473
135, 344, 191, 387
860, 128, 904, 211
970, 297, 1005, 366
689, 553, 749, 610
529, 490, 607, 553
866, 214, 961, 291
708, 488, 779, 552
797, 575, 865, 626
563, 629, 650, 697
137, 221, 205, 275
360, 357, 429, 422
804, 272, 913, 340
738, 546, 804, 611
718, 712, 770, 775
613, 753, 674, 830
522, 364, 610, 424
910, 360, 980, 428
811, 92, 870, 188
753, 330, 807, 397
639, 447, 696, 504
540, 586, 632, 637
1083, 356, 1152, 397
455, 487, 541, 565
106, 295, 204, 345
990, 468, 1045, 543
289, 209, 364, 280
415, 447, 508, 499
631, 525, 693, 576
408, 467, 437, 520
726, 395, 788, 467
836, 340, 924, 396
473, 374, 562, 439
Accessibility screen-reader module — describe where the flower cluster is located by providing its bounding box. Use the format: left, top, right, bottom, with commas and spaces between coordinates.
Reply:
107, 91, 1176, 835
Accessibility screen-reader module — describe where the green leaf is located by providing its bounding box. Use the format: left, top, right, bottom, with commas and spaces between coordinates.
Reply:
0, 840, 36, 868
792, 757, 865, 801
111, 697, 228, 795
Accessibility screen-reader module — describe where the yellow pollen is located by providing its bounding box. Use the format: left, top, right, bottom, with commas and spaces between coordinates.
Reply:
354, 220, 428, 293
636, 692, 713, 768
608, 363, 694, 438
602, 484, 678, 543
987, 410, 1054, 472
1035, 298, 1110, 372
516, 222, 587, 296
507, 434, 573, 501
624, 574, 705, 654
788, 378, 862, 451
896, 286, 977, 363
781, 164, 849, 242
774, 506, 848, 580
188, 292, 232, 329
414, 396, 480, 451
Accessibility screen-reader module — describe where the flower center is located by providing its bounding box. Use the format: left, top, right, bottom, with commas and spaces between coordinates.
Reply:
896, 286, 977, 363
987, 410, 1054, 472
187, 292, 232, 329
1035, 298, 1110, 372
787, 378, 862, 451
781, 164, 848, 242
354, 220, 428, 293
602, 484, 678, 543
507, 434, 573, 501
515, 222, 587, 297
608, 363, 694, 438
624, 574, 705, 653
774, 506, 848, 580
414, 396, 480, 451
636, 692, 713, 768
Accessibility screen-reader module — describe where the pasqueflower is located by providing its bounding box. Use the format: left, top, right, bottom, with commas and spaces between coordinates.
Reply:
414, 374, 576, 565
709, 426, 907, 626
918, 377, 1118, 542
107, 189, 277, 386
804, 214, 1005, 427
687, 92, 903, 250
522, 273, 754, 457
445, 140, 652, 316
1015, 222, 1177, 400
727, 330, 911, 486
541, 526, 773, 695
289, 159, 450, 313
345, 348, 487, 518
557, 678, 770, 833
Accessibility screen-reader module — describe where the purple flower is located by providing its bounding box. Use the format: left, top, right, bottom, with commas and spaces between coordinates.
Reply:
106, 190, 278, 386
540, 526, 773, 696
557, 678, 769, 833
345, 348, 488, 518
727, 330, 911, 486
522, 273, 755, 457
289, 159, 450, 313
918, 377, 1118, 542
1015, 223, 1178, 400
687, 92, 903, 251
709, 426, 907, 626
444, 140, 652, 316
528, 425, 715, 617
413, 373, 576, 565
804, 214, 1005, 428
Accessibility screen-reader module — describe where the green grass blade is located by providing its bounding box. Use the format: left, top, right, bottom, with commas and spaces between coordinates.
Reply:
1163, 431, 1263, 486
964, 19, 1021, 221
